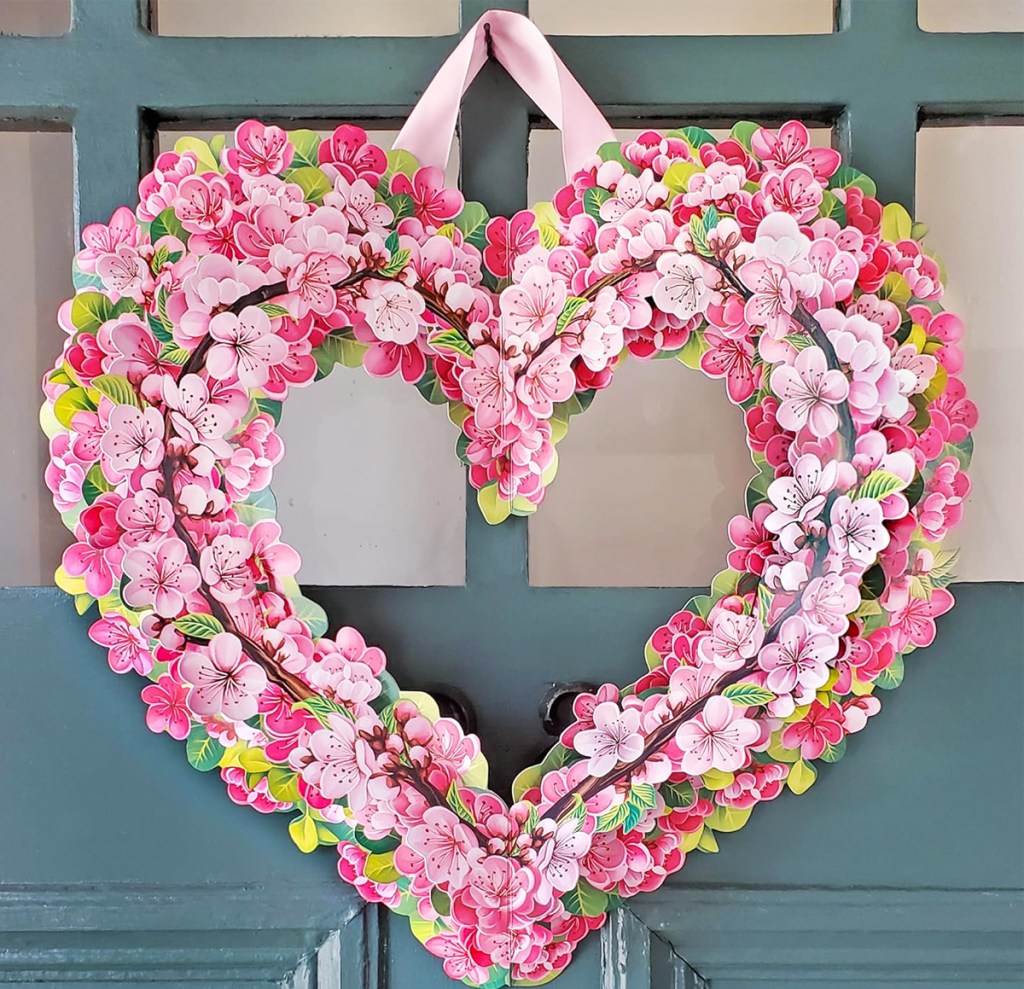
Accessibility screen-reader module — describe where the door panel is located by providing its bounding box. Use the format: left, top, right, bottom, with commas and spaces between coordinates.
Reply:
0, 0, 1021, 986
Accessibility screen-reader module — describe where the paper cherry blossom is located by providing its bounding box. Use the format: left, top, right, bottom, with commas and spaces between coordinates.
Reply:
41, 114, 975, 987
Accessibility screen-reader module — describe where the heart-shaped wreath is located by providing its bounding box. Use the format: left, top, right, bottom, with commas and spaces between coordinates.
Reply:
40, 20, 975, 985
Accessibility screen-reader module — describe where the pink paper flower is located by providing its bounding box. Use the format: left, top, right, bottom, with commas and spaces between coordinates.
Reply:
483, 211, 539, 278
533, 817, 591, 895
800, 573, 860, 635
406, 805, 483, 887
676, 695, 760, 775
698, 610, 765, 672
653, 253, 709, 320
751, 120, 840, 181
292, 712, 375, 806
459, 345, 515, 429
828, 495, 890, 565
782, 700, 845, 759
700, 329, 758, 404
207, 306, 287, 388
100, 405, 165, 477
515, 346, 575, 418
359, 280, 425, 345
225, 120, 294, 177
771, 346, 849, 437
179, 632, 268, 721
122, 539, 200, 617
573, 701, 644, 775
500, 266, 567, 350
887, 587, 954, 651
390, 166, 463, 228
88, 613, 153, 675
140, 675, 192, 740
199, 534, 255, 604
758, 615, 837, 694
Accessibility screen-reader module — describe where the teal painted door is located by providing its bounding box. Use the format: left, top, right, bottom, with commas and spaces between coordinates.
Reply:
0, 1, 1021, 987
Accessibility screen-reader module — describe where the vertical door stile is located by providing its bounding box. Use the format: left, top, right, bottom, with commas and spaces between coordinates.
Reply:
459, 0, 532, 590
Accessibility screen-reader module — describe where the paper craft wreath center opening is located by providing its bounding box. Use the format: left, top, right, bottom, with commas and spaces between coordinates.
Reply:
41, 11, 976, 987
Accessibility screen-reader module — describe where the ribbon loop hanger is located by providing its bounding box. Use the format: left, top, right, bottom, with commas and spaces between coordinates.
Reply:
393, 10, 616, 182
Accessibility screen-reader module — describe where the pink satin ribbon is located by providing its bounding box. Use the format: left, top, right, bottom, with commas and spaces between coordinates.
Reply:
393, 9, 615, 181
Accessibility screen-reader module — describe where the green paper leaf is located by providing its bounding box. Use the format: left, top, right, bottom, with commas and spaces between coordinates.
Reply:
830, 165, 877, 198
90, 374, 140, 409
563, 879, 609, 918
453, 201, 490, 251
286, 129, 321, 170
53, 386, 97, 428
174, 135, 222, 174
819, 737, 847, 763
174, 612, 224, 640
254, 396, 283, 424
258, 303, 293, 319
477, 482, 512, 525
856, 469, 908, 501
429, 328, 474, 359
663, 160, 701, 195
385, 148, 419, 185
356, 831, 401, 855
689, 214, 711, 256
676, 125, 717, 150
787, 758, 817, 794
729, 120, 760, 151
70, 293, 114, 334
556, 296, 590, 334
158, 344, 191, 365
266, 767, 301, 804
288, 166, 332, 204
676, 329, 709, 369
292, 695, 351, 726
722, 682, 776, 707
186, 727, 225, 772
233, 486, 276, 524
81, 463, 114, 505
882, 202, 913, 243
929, 549, 959, 589
149, 207, 188, 244
818, 189, 848, 226
291, 594, 329, 639
387, 192, 415, 221
707, 804, 752, 833
430, 887, 452, 918
661, 780, 696, 809
363, 851, 401, 884
379, 247, 411, 278
313, 334, 368, 376
446, 782, 476, 825
874, 654, 905, 690
582, 186, 612, 220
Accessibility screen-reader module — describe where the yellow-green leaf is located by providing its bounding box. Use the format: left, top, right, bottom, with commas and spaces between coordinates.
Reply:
787, 758, 817, 795
174, 135, 222, 174
53, 387, 97, 428
237, 747, 275, 773
90, 374, 141, 409
288, 166, 332, 204
477, 482, 512, 525
663, 160, 701, 194
701, 768, 734, 791
696, 827, 720, 853
364, 851, 401, 884
288, 812, 319, 853
707, 805, 752, 833
881, 202, 913, 243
